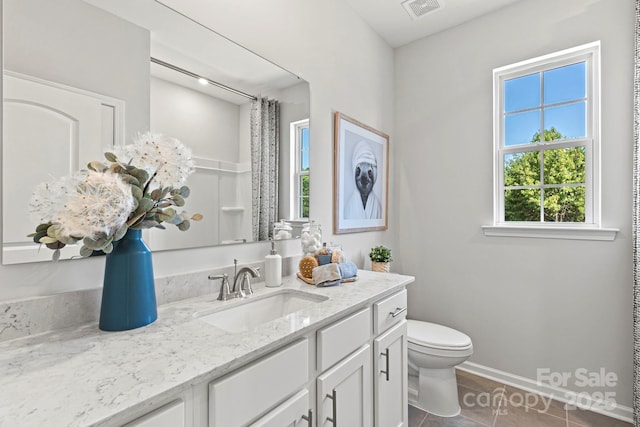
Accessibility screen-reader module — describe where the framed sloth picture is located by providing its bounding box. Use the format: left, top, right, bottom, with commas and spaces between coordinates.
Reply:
333, 112, 389, 234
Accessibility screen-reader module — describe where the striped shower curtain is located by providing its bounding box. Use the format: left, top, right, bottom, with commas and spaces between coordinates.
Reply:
250, 97, 280, 242
634, 1, 640, 425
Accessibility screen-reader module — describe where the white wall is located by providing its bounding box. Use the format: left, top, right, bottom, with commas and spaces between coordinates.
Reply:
395, 0, 633, 407
0, 0, 394, 302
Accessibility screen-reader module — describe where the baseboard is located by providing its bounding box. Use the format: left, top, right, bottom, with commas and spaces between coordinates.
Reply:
458, 361, 633, 423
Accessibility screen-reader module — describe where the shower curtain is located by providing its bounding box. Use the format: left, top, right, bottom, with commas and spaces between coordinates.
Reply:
634, 1, 640, 425
250, 97, 280, 242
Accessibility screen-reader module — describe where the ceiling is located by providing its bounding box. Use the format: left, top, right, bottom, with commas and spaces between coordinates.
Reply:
344, 0, 523, 48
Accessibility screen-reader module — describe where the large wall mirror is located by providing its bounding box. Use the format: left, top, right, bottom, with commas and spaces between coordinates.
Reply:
2, 0, 310, 264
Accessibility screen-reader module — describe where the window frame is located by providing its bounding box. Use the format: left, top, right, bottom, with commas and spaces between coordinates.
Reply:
290, 118, 310, 220
485, 41, 616, 240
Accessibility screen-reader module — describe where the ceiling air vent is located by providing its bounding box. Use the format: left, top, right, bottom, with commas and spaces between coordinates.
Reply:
401, 0, 441, 20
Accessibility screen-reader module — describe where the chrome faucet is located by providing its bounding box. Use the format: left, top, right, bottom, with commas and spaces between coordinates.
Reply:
231, 259, 260, 298
209, 260, 261, 301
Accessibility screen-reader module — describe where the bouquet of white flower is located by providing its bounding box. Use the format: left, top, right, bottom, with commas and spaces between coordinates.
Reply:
28, 132, 202, 260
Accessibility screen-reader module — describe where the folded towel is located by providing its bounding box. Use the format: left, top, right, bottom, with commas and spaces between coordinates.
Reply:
338, 260, 358, 279
312, 263, 342, 287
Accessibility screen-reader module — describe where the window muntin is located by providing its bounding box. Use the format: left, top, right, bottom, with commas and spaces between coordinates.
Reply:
494, 42, 600, 226
291, 119, 310, 219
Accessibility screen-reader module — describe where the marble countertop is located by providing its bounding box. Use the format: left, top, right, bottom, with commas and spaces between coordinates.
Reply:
0, 270, 414, 427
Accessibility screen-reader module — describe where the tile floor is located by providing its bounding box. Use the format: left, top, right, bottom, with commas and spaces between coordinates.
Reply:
408, 370, 633, 427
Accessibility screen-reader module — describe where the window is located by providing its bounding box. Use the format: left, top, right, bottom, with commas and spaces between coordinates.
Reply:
291, 119, 310, 219
486, 42, 614, 240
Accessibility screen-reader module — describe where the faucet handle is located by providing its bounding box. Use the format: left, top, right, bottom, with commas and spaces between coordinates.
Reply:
209, 273, 232, 301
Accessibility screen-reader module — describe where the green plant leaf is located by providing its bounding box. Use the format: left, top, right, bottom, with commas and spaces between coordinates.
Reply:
177, 220, 191, 231
172, 195, 185, 207
87, 161, 107, 172
79, 245, 94, 257
131, 185, 143, 200
104, 152, 118, 162
130, 168, 149, 186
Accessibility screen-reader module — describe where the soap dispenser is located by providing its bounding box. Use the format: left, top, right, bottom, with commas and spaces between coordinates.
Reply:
265, 240, 282, 287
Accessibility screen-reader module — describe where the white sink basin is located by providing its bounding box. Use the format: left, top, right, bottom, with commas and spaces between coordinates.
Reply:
196, 289, 328, 333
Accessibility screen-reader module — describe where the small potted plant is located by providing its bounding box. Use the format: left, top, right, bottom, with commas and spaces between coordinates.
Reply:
369, 245, 392, 273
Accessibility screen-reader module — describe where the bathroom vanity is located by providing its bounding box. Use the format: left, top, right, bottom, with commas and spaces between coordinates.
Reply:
0, 270, 413, 427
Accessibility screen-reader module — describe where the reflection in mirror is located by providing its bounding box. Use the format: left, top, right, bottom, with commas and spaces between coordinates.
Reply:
2, 0, 310, 264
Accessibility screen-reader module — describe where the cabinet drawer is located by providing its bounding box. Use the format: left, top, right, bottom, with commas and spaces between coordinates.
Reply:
250, 389, 310, 427
317, 308, 371, 372
124, 399, 184, 427
209, 339, 309, 427
373, 289, 407, 335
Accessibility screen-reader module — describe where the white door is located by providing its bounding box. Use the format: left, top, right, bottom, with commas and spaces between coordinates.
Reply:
250, 389, 312, 427
3, 72, 120, 263
374, 320, 408, 427
317, 345, 372, 427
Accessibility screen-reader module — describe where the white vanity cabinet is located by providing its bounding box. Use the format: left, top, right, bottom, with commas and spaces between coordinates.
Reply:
374, 321, 408, 427
317, 345, 372, 426
316, 307, 373, 426
121, 288, 408, 427
373, 289, 408, 427
208, 339, 309, 427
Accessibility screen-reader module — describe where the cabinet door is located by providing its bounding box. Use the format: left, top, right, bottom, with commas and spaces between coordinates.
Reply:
250, 389, 312, 427
317, 345, 372, 427
374, 320, 408, 427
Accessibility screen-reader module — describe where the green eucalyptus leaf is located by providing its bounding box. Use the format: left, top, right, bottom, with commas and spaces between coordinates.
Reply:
109, 164, 126, 174
166, 212, 183, 225
113, 224, 128, 241
119, 174, 140, 187
150, 188, 162, 201
179, 186, 190, 198
131, 185, 143, 200
36, 223, 50, 233
138, 197, 155, 212
52, 249, 61, 262
33, 230, 47, 243
177, 220, 191, 231
172, 195, 185, 207
47, 224, 63, 239
130, 168, 149, 186
102, 242, 114, 254
45, 241, 65, 250
58, 235, 79, 245
87, 161, 106, 172
104, 152, 118, 162
79, 245, 94, 257
39, 236, 58, 244
82, 236, 104, 250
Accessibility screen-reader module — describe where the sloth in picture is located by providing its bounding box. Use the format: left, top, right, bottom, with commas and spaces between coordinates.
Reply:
345, 140, 382, 219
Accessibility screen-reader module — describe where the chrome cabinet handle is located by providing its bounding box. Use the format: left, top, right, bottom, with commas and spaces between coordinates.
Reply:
301, 409, 313, 426
389, 307, 407, 318
380, 348, 390, 381
326, 389, 337, 425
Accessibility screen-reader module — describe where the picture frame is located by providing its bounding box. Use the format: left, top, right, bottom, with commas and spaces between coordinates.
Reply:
334, 112, 389, 234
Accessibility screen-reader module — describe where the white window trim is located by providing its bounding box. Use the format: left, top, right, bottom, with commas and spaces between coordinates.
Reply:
290, 118, 309, 220
484, 41, 617, 241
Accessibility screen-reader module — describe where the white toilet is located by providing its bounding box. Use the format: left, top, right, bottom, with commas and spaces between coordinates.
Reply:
407, 319, 473, 417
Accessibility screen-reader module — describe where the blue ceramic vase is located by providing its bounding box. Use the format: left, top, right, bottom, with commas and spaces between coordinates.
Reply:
99, 228, 157, 331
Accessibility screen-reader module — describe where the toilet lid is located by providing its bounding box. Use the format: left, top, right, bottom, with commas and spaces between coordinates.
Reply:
407, 320, 472, 350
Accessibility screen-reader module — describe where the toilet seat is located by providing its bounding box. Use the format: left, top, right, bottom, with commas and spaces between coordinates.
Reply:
407, 320, 472, 351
